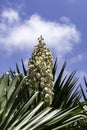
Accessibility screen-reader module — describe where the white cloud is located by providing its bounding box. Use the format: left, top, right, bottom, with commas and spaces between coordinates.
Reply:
1, 8, 19, 23
0, 23, 6, 31
0, 9, 80, 57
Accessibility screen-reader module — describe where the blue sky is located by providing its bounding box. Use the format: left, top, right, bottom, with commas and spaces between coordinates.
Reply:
0, 0, 87, 85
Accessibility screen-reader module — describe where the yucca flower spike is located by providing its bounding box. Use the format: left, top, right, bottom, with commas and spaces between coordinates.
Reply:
28, 36, 54, 107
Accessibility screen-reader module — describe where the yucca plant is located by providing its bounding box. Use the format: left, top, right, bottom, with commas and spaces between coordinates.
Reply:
71, 77, 87, 130
80, 77, 87, 101
0, 73, 85, 130
52, 62, 81, 109
0, 36, 86, 130
14, 36, 81, 109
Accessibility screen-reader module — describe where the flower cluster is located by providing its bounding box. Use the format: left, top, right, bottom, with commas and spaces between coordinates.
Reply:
28, 36, 54, 106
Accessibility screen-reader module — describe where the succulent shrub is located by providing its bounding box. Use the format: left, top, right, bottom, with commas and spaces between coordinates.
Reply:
28, 36, 54, 107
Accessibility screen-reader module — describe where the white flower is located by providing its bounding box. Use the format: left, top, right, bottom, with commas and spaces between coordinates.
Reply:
36, 73, 41, 79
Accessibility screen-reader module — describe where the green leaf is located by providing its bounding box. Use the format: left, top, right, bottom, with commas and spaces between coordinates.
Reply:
21, 59, 27, 75
13, 102, 44, 130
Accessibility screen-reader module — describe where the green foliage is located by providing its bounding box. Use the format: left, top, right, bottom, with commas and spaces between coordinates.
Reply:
0, 73, 85, 130
80, 77, 87, 101
72, 77, 87, 129
52, 62, 81, 109
0, 72, 42, 129
0, 59, 87, 130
